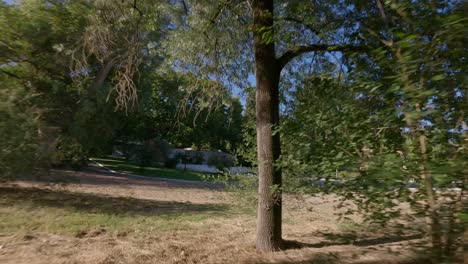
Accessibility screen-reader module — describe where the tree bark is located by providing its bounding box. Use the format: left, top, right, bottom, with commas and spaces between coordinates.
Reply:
87, 58, 117, 99
419, 132, 442, 262
397, 46, 442, 260
253, 0, 283, 252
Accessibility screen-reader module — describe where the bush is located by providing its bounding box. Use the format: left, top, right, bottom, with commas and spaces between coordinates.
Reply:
164, 157, 178, 168
204, 171, 258, 207
135, 144, 153, 168
0, 83, 40, 179
51, 137, 87, 170
0, 112, 39, 179
207, 155, 232, 171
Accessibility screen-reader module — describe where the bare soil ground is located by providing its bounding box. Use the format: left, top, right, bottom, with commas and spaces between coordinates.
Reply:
0, 168, 429, 264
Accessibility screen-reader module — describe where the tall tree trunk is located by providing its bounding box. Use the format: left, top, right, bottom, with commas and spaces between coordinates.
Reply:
419, 132, 442, 262
397, 48, 442, 260
415, 102, 442, 261
253, 0, 283, 252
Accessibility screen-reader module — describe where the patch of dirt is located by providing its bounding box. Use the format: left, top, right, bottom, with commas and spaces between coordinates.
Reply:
4, 167, 228, 205
0, 169, 430, 264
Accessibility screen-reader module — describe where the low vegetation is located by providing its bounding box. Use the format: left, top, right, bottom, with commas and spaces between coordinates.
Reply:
0, 186, 228, 236
91, 157, 208, 181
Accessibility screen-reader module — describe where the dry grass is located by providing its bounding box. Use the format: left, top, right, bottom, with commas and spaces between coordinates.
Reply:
0, 169, 429, 264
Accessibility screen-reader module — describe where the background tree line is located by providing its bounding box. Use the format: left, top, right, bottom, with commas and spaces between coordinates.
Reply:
0, 0, 245, 176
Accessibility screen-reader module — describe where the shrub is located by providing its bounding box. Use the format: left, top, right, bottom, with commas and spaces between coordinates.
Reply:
204, 171, 258, 208
135, 144, 153, 168
51, 137, 87, 170
164, 157, 178, 168
207, 155, 232, 171
0, 111, 39, 179
0, 83, 40, 179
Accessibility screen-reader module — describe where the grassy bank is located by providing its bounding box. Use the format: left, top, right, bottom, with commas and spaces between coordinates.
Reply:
91, 157, 208, 181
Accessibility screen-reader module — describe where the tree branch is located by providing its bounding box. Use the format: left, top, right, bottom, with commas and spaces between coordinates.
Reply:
277, 44, 367, 70
209, 0, 229, 26
86, 58, 118, 98
202, 0, 229, 37
0, 68, 21, 79
280, 16, 320, 36
362, 26, 393, 47
132, 0, 143, 17
181, 0, 189, 15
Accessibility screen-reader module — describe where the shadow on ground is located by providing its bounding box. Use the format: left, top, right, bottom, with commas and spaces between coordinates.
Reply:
283, 233, 423, 249
249, 238, 430, 264
249, 255, 430, 264
0, 186, 228, 216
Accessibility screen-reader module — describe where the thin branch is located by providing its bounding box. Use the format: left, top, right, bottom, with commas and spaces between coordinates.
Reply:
204, 0, 229, 33
0, 68, 21, 79
280, 16, 320, 36
375, 0, 388, 24
336, 145, 356, 158
362, 26, 393, 47
330, 52, 346, 82
133, 0, 143, 16
245, 0, 252, 11
277, 44, 367, 70
181, 0, 188, 15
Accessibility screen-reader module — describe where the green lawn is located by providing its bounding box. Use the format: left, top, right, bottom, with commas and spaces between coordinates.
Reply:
0, 186, 229, 236
91, 157, 209, 181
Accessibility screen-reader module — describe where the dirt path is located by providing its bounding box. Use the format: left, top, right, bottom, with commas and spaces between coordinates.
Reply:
48, 164, 226, 204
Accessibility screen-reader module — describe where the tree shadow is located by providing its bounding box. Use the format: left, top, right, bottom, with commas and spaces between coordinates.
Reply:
248, 234, 429, 264
249, 254, 341, 264
0, 186, 228, 216
249, 254, 430, 264
283, 232, 423, 250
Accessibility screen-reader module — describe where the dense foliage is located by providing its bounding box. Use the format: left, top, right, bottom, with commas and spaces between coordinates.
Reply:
0, 0, 245, 176
280, 1, 467, 261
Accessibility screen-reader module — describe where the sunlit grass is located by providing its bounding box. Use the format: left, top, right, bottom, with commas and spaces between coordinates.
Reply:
0, 187, 230, 236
